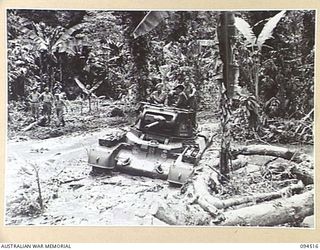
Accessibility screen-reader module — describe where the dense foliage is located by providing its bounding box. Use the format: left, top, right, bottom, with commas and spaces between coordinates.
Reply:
236, 10, 314, 118
7, 9, 315, 143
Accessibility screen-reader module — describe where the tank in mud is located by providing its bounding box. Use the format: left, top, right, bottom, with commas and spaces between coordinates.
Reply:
88, 102, 213, 185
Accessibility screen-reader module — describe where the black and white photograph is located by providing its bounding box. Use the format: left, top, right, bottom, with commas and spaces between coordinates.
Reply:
5, 9, 315, 227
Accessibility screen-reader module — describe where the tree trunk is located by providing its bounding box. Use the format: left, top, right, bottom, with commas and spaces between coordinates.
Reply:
254, 59, 260, 99
126, 12, 150, 102
39, 53, 44, 85
59, 54, 63, 82
88, 96, 91, 112
153, 201, 213, 225
231, 145, 312, 163
216, 190, 313, 226
217, 11, 237, 182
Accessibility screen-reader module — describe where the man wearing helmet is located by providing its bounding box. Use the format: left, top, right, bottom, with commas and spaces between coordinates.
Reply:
172, 84, 188, 109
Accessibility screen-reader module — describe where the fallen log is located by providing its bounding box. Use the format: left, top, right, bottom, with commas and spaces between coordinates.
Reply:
231, 156, 248, 171
22, 116, 47, 132
267, 179, 300, 187
231, 145, 311, 163
215, 190, 314, 226
22, 121, 38, 132
192, 175, 224, 210
291, 163, 314, 185
193, 176, 305, 210
209, 156, 248, 171
153, 204, 183, 225
222, 181, 305, 208
154, 178, 308, 226
153, 202, 212, 225
154, 173, 309, 226
301, 215, 314, 228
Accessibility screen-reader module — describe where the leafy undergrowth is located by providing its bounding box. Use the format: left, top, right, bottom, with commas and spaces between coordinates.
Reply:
230, 107, 313, 144
198, 146, 312, 202
214, 160, 306, 200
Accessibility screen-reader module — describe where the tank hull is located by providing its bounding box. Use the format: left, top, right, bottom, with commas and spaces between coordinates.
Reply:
88, 130, 212, 185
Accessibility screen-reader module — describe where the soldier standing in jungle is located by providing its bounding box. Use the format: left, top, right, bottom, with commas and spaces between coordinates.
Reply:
183, 75, 197, 110
55, 94, 68, 127
39, 87, 54, 124
27, 86, 40, 120
183, 75, 197, 127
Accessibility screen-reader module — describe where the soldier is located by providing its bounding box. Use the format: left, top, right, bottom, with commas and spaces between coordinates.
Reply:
53, 81, 63, 95
27, 86, 40, 120
172, 84, 188, 109
183, 76, 198, 127
183, 75, 197, 110
39, 87, 54, 124
149, 83, 167, 104
55, 94, 68, 127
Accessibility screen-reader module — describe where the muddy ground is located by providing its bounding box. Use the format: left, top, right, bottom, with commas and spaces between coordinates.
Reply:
5, 100, 314, 226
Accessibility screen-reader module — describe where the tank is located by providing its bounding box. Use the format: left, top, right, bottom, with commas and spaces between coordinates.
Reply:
88, 102, 213, 185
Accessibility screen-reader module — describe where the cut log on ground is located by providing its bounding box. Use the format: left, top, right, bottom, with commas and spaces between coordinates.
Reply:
154, 177, 309, 226
221, 181, 305, 208
22, 121, 38, 132
153, 202, 212, 225
231, 156, 248, 171
291, 163, 314, 185
193, 176, 305, 210
215, 190, 314, 226
210, 157, 248, 172
192, 175, 224, 210
153, 204, 183, 225
301, 215, 314, 228
232, 145, 311, 163
22, 116, 47, 132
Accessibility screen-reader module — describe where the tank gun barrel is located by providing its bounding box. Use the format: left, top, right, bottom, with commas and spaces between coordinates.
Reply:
144, 115, 166, 129
145, 121, 160, 129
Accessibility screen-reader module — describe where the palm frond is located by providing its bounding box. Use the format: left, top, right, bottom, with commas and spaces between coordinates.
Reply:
59, 23, 84, 41
108, 41, 119, 52
55, 23, 85, 48
54, 38, 77, 56
133, 11, 169, 39
89, 80, 103, 92
257, 10, 286, 49
74, 77, 90, 95
234, 17, 256, 45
